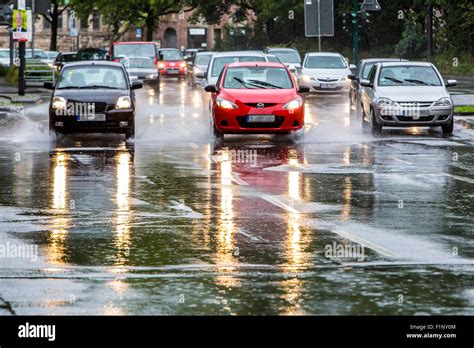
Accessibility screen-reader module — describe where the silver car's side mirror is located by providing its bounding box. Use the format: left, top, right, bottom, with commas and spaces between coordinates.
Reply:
360, 79, 373, 88
446, 79, 457, 87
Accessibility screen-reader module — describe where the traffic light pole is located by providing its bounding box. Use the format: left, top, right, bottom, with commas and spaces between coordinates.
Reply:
352, 0, 359, 65
18, 39, 26, 96
9, 28, 13, 66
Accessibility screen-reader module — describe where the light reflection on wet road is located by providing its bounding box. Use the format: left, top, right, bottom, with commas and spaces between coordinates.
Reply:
0, 80, 473, 315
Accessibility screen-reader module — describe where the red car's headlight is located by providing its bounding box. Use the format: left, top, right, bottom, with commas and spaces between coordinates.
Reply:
216, 97, 238, 109
283, 97, 303, 110
158, 63, 166, 69
179, 62, 186, 68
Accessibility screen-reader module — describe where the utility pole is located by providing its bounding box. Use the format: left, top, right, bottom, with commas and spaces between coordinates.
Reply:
352, 0, 359, 65
31, 0, 35, 56
317, 0, 322, 52
18, 38, 26, 95
427, 3, 433, 58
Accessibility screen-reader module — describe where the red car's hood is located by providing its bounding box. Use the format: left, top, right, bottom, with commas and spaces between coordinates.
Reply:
221, 89, 298, 104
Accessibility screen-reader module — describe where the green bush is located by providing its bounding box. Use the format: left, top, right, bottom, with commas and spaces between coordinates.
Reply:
0, 65, 8, 77
396, 20, 426, 60
5, 65, 18, 85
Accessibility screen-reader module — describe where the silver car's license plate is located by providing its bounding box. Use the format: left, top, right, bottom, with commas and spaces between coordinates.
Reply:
321, 83, 337, 89
76, 114, 106, 122
247, 115, 275, 123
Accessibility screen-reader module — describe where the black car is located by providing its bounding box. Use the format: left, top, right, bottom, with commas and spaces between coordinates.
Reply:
44, 61, 142, 139
53, 52, 78, 73
348, 58, 408, 116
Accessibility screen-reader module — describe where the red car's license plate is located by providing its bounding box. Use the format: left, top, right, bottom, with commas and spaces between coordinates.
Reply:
247, 115, 275, 123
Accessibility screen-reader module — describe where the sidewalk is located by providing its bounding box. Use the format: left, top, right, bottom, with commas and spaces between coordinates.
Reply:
0, 77, 50, 109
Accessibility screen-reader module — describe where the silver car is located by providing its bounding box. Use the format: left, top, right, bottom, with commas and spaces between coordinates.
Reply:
0, 48, 11, 67
360, 62, 457, 135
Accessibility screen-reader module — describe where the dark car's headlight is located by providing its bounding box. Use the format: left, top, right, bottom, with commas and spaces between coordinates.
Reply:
52, 96, 67, 110
116, 96, 132, 109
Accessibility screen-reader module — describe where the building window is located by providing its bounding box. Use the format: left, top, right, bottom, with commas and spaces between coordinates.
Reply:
58, 12, 63, 31
92, 11, 100, 30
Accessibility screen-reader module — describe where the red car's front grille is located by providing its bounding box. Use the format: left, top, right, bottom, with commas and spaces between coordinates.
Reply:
236, 116, 285, 129
243, 103, 278, 108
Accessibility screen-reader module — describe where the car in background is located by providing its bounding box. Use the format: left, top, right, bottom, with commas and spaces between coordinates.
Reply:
265, 47, 302, 76
53, 52, 78, 73
0, 48, 11, 67
44, 61, 143, 139
187, 51, 214, 88
349, 58, 407, 116
299, 52, 355, 96
122, 56, 160, 90
46, 51, 59, 61
157, 48, 187, 79
77, 48, 109, 61
198, 51, 271, 110
204, 62, 309, 140
183, 48, 206, 61
25, 49, 54, 66
111, 42, 158, 65
265, 54, 283, 64
359, 62, 456, 135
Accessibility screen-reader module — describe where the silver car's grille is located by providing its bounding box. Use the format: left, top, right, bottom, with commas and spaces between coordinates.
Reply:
317, 78, 339, 82
398, 102, 433, 108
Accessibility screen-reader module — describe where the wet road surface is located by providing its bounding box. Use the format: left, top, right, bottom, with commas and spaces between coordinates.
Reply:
0, 80, 473, 315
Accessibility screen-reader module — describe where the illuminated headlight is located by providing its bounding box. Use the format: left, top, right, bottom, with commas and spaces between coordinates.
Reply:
52, 96, 67, 110
116, 96, 131, 109
216, 97, 238, 109
158, 63, 166, 69
376, 98, 398, 108
284, 97, 303, 110
48, 63, 54, 68
179, 62, 186, 68
302, 74, 315, 82
146, 74, 158, 79
433, 97, 452, 107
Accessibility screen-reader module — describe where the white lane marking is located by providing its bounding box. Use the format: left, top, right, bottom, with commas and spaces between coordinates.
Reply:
442, 173, 474, 184
260, 194, 301, 214
231, 173, 248, 186
391, 157, 415, 165
326, 227, 400, 258
237, 228, 269, 243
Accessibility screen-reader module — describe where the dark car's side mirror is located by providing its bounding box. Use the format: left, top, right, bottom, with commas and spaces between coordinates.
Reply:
298, 85, 310, 93
43, 82, 55, 90
131, 81, 143, 90
446, 79, 457, 87
196, 71, 206, 79
360, 79, 373, 88
347, 74, 356, 81
204, 84, 217, 93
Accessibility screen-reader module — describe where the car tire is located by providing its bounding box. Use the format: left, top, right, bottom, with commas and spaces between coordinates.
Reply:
210, 114, 223, 142
361, 105, 369, 131
442, 118, 454, 135
370, 109, 382, 135
125, 118, 135, 140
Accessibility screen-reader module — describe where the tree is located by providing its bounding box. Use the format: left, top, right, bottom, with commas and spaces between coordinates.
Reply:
39, 0, 69, 51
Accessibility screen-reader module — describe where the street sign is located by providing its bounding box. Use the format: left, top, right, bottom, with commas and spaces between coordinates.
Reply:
17, 0, 25, 10
25, 0, 52, 14
361, 0, 381, 12
135, 28, 142, 39
304, 0, 334, 37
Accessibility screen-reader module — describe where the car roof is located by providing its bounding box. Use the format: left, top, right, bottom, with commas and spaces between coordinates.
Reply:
213, 51, 265, 58
362, 58, 408, 63
158, 48, 180, 51
379, 61, 433, 67
196, 51, 215, 55
114, 41, 155, 45
63, 61, 124, 68
306, 52, 343, 57
267, 48, 298, 52
227, 62, 285, 68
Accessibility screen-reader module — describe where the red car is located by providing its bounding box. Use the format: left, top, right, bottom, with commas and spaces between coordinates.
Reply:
157, 48, 187, 79
204, 62, 309, 139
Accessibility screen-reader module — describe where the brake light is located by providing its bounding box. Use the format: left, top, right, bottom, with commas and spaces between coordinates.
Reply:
113, 58, 120, 63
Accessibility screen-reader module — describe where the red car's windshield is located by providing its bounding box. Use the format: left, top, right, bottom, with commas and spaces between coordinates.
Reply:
223, 66, 293, 89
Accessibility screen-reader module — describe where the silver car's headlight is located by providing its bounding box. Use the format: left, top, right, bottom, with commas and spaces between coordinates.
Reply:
376, 98, 398, 108
433, 97, 453, 107
301, 74, 315, 82
146, 74, 158, 79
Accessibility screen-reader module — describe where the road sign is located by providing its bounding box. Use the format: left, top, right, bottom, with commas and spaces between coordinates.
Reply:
304, 0, 334, 37
361, 0, 381, 12
135, 28, 142, 39
17, 0, 25, 10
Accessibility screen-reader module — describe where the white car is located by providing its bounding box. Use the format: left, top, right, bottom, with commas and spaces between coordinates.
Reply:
0, 48, 11, 67
299, 52, 355, 95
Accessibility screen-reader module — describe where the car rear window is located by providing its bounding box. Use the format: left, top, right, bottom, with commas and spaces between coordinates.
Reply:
211, 56, 266, 77
114, 44, 156, 59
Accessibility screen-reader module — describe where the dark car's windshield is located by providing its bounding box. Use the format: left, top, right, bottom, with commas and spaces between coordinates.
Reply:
61, 54, 78, 63
78, 50, 108, 61
57, 66, 128, 89
114, 44, 156, 58
378, 66, 442, 87
270, 51, 301, 64
223, 67, 293, 89
211, 56, 266, 77
305, 55, 347, 69
159, 50, 183, 61
25, 50, 48, 59
195, 54, 212, 66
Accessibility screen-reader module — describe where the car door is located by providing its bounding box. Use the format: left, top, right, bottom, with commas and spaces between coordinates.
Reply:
361, 65, 378, 117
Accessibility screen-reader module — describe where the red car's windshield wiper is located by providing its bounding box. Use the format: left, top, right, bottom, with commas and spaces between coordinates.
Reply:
247, 79, 283, 89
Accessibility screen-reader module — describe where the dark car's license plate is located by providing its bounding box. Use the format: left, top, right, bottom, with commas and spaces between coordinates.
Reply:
247, 115, 275, 123
76, 114, 106, 122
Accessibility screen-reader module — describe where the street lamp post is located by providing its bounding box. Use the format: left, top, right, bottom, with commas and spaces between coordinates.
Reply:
352, 0, 359, 66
